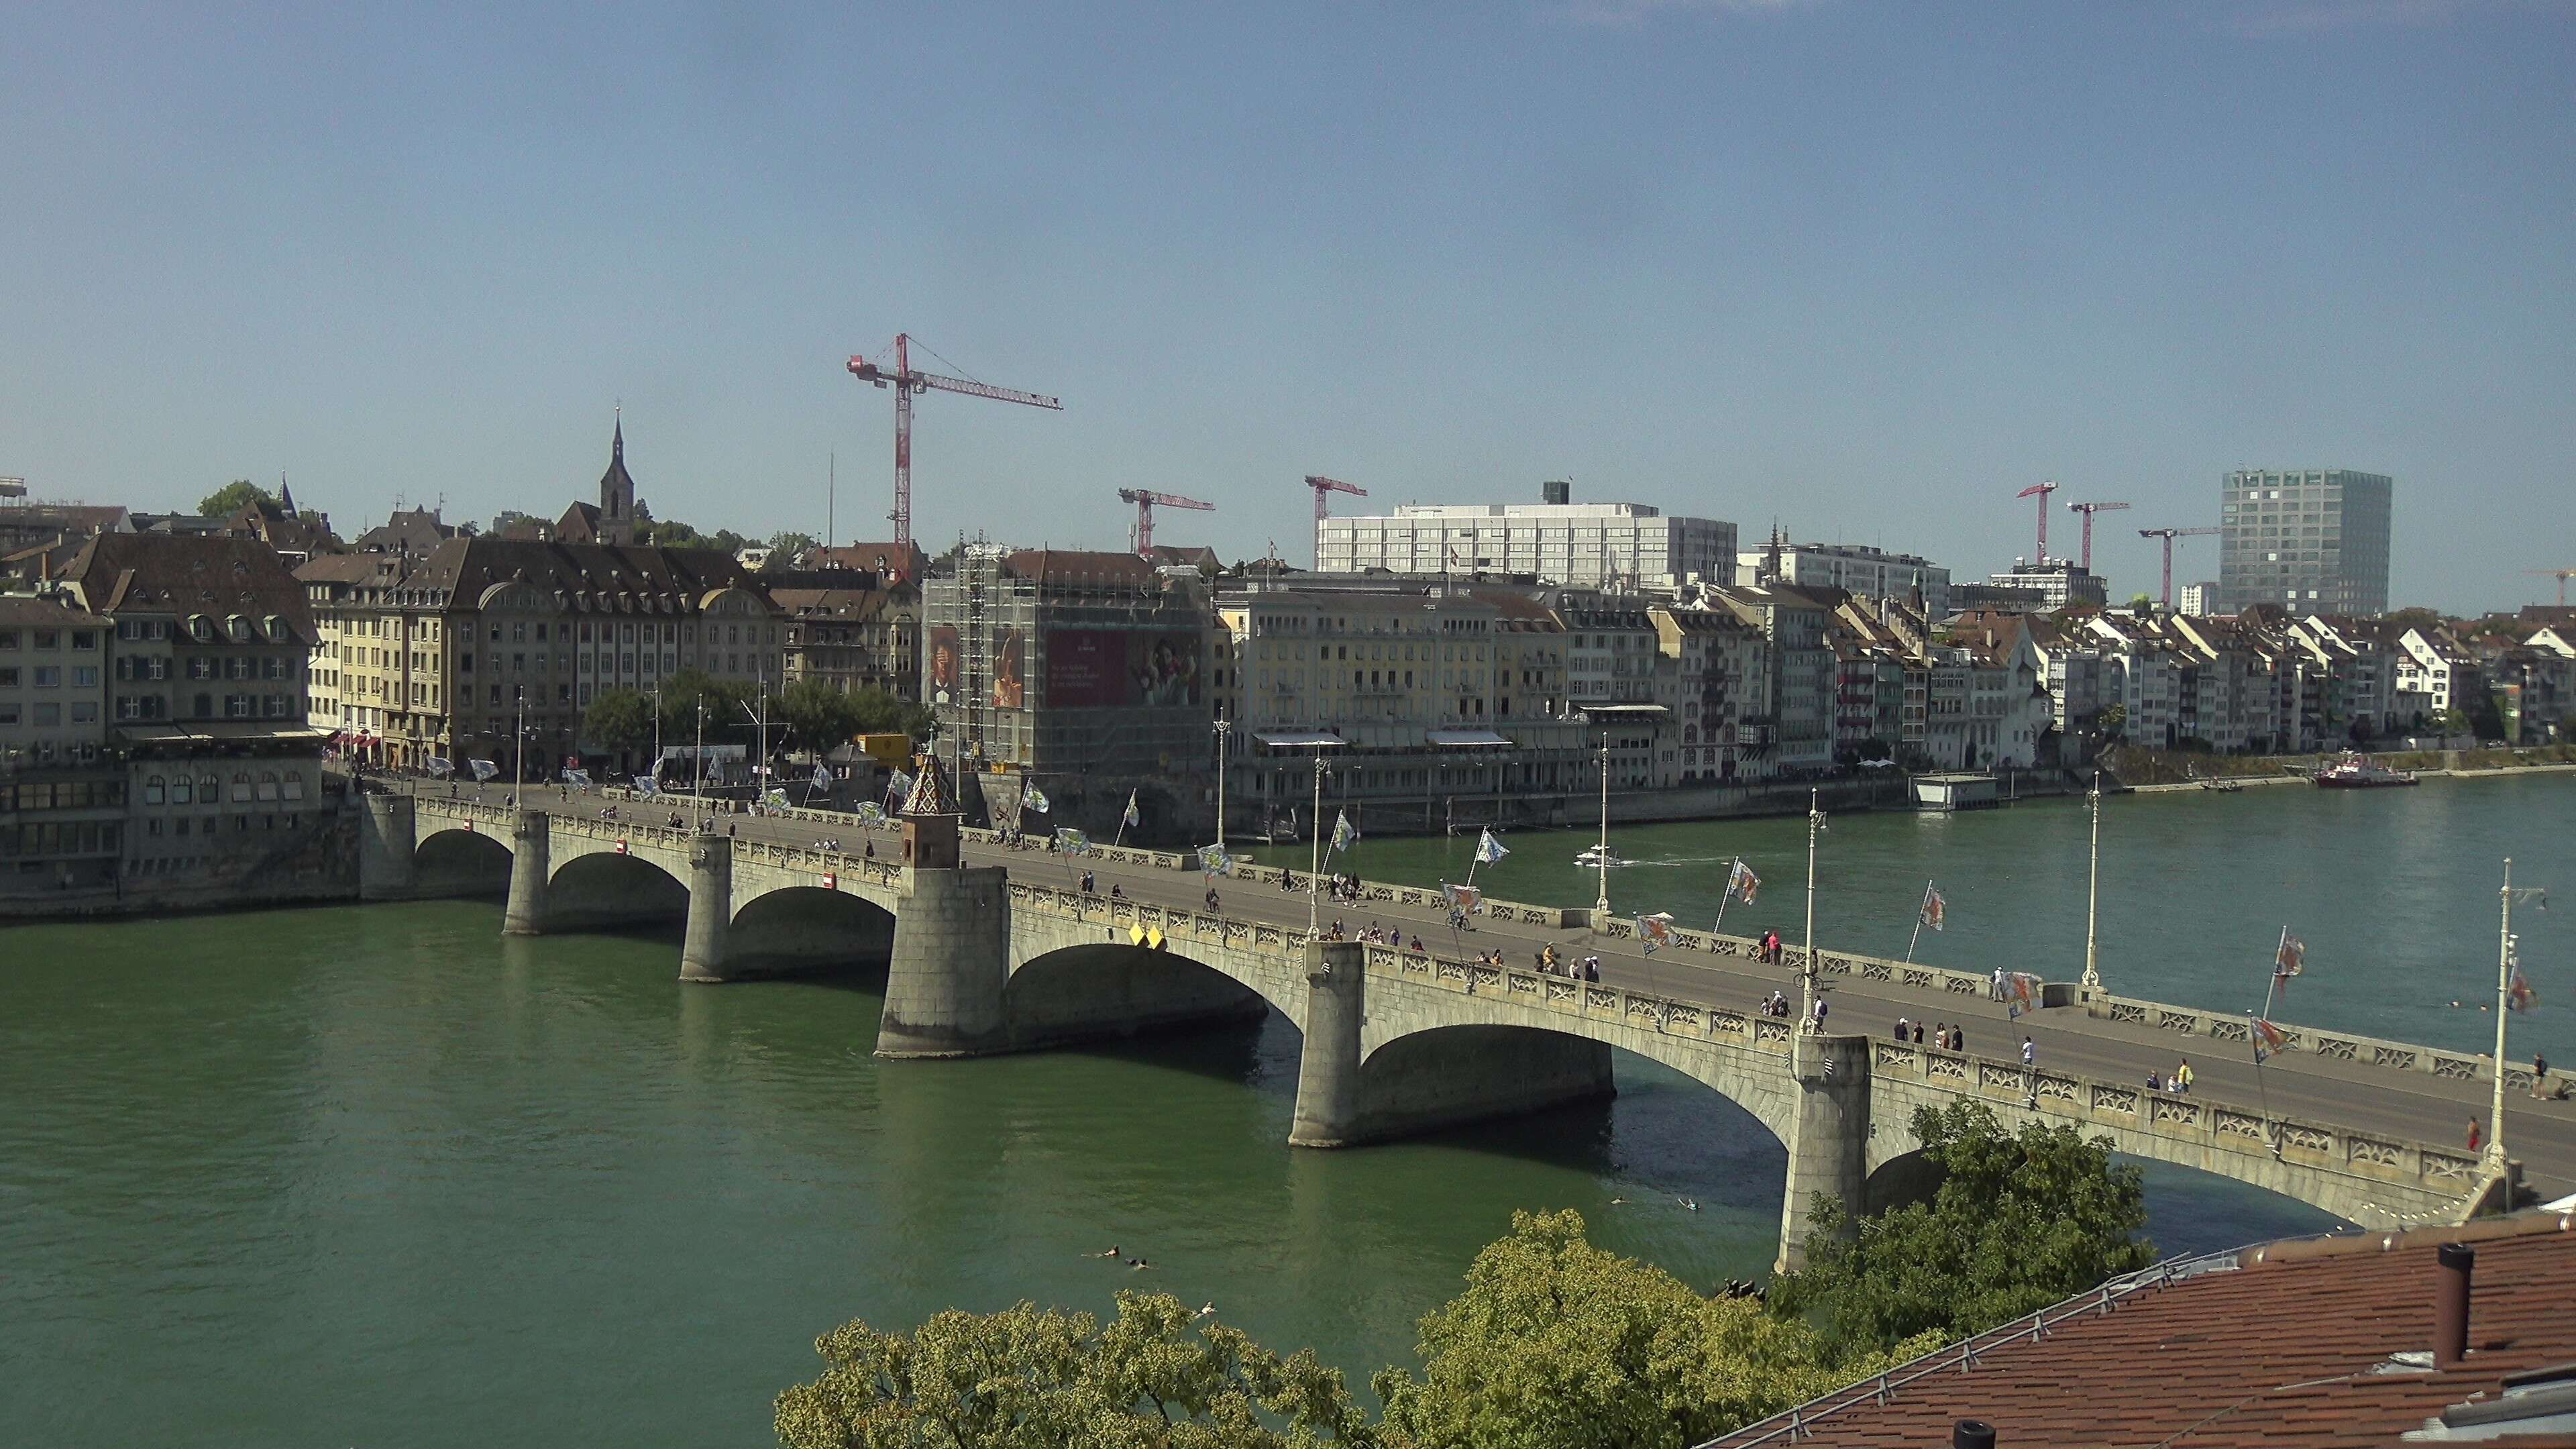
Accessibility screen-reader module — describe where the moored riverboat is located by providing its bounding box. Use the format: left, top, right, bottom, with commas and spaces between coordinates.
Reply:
2314, 752, 2419, 788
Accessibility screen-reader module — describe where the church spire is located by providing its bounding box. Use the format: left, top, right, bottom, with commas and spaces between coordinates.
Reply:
612, 404, 624, 462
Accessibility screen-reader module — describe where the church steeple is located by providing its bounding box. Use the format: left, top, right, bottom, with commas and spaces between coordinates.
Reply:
598, 407, 637, 543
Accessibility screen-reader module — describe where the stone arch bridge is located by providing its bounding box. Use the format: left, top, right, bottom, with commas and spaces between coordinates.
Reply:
363, 796, 2489, 1269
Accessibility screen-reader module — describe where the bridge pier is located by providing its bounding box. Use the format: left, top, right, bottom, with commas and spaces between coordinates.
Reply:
1776, 1033, 1872, 1274
875, 864, 1012, 1057
678, 833, 734, 983
1289, 941, 1368, 1147
502, 808, 551, 936
357, 794, 417, 901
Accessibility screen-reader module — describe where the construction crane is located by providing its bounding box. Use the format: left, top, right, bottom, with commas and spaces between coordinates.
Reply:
2065, 500, 2131, 570
2015, 481, 2059, 563
2527, 568, 2576, 607
1120, 488, 1214, 556
2139, 527, 2222, 608
846, 334, 1062, 552
1305, 474, 1366, 521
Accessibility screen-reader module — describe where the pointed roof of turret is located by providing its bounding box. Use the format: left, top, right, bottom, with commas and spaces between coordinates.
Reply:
901, 751, 953, 817
598, 412, 635, 504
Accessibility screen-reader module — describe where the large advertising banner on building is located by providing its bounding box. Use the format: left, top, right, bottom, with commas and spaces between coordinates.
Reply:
926, 626, 961, 705
1044, 629, 1201, 708
993, 628, 1026, 708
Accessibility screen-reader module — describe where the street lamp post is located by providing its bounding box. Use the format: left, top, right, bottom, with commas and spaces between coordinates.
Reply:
511, 694, 525, 809
2490, 857, 2549, 1169
1593, 735, 1611, 919
1307, 753, 1329, 937
1802, 788, 1825, 1029
1213, 716, 1232, 849
2082, 769, 2104, 989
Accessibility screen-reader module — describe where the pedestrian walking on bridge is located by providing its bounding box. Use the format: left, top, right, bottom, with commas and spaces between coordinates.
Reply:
2021, 1036, 2035, 1069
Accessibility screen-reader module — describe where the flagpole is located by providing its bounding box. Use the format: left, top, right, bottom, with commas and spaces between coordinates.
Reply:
2082, 769, 2103, 990
1906, 879, 1931, 964
1714, 858, 1736, 935
1801, 788, 1823, 1031
2490, 857, 2514, 1170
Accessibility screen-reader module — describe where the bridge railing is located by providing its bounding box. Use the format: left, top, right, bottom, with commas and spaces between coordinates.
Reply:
1214, 854, 2544, 1092
1002, 876, 2479, 1210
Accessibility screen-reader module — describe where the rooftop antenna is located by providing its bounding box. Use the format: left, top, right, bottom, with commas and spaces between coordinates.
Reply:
827, 451, 835, 550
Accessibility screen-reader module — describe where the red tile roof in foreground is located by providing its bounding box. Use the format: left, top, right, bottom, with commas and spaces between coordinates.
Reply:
1702, 1212, 2576, 1449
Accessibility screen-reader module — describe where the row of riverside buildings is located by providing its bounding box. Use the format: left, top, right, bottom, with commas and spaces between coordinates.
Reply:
0, 429, 924, 905
8, 442, 2568, 882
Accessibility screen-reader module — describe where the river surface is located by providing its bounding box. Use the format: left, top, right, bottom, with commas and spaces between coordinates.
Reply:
11, 774, 2563, 1446
1261, 771, 2575, 1065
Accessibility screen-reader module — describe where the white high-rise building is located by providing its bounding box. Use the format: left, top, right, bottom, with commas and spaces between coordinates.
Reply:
1736, 541, 1949, 616
2178, 581, 2217, 617
1314, 482, 1735, 591
2217, 468, 2392, 616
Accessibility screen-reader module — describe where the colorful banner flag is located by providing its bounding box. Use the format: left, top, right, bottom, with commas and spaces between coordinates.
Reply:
2251, 1016, 2291, 1065
1199, 844, 1233, 878
1727, 859, 1760, 905
1442, 882, 1484, 916
1022, 786, 1051, 814
1055, 827, 1092, 855
2003, 971, 2041, 1020
812, 763, 835, 790
887, 769, 914, 800
1474, 828, 1509, 865
855, 802, 886, 825
632, 775, 659, 795
2509, 965, 2538, 1013
561, 768, 593, 788
763, 788, 792, 811
1122, 790, 1142, 828
1920, 883, 1947, 932
1329, 810, 1357, 854
423, 757, 455, 779
2275, 932, 2306, 979
1636, 912, 1677, 955
469, 759, 498, 783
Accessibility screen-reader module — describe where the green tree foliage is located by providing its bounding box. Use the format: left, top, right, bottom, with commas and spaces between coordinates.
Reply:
2093, 702, 2128, 739
2126, 593, 2156, 613
1771, 1101, 2153, 1359
1373, 1210, 1911, 1449
582, 687, 659, 753
775, 1290, 1378, 1449
777, 678, 931, 754
198, 479, 275, 517
657, 669, 765, 748
768, 530, 818, 561
641, 517, 751, 553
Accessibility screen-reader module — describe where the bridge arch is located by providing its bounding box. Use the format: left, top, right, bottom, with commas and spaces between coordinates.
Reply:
546, 849, 689, 934
728, 885, 898, 976
1002, 941, 1275, 1052
414, 826, 512, 898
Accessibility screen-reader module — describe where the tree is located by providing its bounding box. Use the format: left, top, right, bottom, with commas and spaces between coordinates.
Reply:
2125, 593, 2156, 614
775, 1290, 1378, 1449
768, 530, 819, 561
778, 677, 863, 755
198, 480, 274, 518
490, 508, 541, 537
658, 669, 763, 749
582, 687, 659, 755
2092, 702, 2127, 739
1373, 1210, 1916, 1449
1770, 1101, 2153, 1360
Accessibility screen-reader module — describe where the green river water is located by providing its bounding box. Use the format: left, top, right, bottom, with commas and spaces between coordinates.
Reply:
7, 774, 2564, 1445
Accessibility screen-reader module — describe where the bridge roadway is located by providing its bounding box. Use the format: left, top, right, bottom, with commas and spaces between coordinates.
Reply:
374, 783, 2575, 1252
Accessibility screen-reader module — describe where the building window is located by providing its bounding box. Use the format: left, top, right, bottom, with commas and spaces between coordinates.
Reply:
199, 774, 219, 800
229, 773, 252, 803
172, 777, 192, 804
283, 771, 305, 802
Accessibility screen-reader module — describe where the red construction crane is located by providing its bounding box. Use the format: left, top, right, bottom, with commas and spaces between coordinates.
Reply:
2139, 527, 2222, 608
2065, 500, 2131, 570
846, 334, 1063, 552
2527, 568, 2576, 606
1305, 474, 1367, 521
2015, 481, 2059, 563
1120, 488, 1214, 555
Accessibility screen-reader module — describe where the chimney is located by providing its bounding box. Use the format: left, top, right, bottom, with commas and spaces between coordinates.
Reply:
1953, 1420, 1996, 1449
2435, 1242, 2473, 1368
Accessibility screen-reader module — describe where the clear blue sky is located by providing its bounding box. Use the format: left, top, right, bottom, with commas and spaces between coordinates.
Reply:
3, 1, 2569, 612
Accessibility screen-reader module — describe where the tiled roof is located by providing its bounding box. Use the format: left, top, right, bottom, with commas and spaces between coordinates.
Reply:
1703, 1214, 2576, 1449
402, 537, 765, 611
769, 587, 905, 621
56, 532, 316, 640
1002, 549, 1165, 589
0, 594, 111, 627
